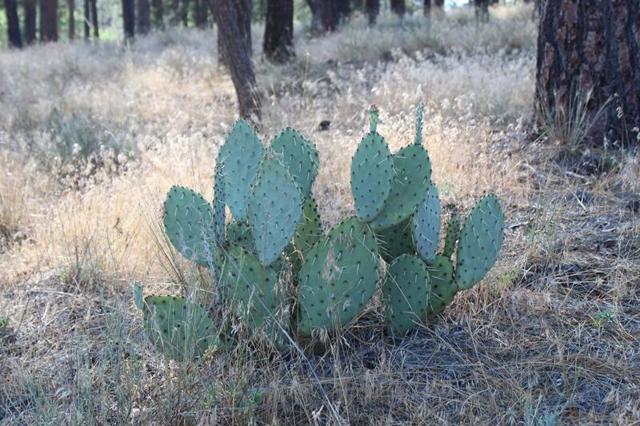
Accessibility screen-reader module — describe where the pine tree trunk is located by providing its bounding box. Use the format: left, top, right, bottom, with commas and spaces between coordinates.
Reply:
40, 0, 59, 41
137, 0, 151, 34
90, 0, 99, 38
365, 0, 379, 25
152, 0, 163, 29
390, 0, 405, 17
67, 0, 75, 39
211, 0, 261, 120
5, 0, 23, 47
24, 0, 37, 44
263, 0, 294, 63
319, 0, 336, 31
122, 0, 135, 40
536, 0, 640, 145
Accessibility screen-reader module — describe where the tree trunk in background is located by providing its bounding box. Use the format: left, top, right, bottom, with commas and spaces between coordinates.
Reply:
137, 0, 150, 34
122, 0, 135, 40
211, 0, 261, 120
67, 0, 75, 39
336, 0, 350, 23
24, 0, 37, 44
169, 0, 179, 24
474, 0, 489, 22
306, 0, 321, 32
365, 0, 379, 25
84, 0, 90, 38
152, 0, 163, 29
180, 0, 189, 26
216, 0, 251, 66
433, 0, 443, 8
390, 0, 405, 17
194, 0, 208, 28
40, 0, 59, 41
536, 0, 640, 146
319, 0, 336, 31
423, 0, 430, 17
90, 0, 98, 38
4, 0, 23, 47
263, 0, 293, 63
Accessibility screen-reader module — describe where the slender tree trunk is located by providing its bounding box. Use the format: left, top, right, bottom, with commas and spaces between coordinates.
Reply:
474, 0, 489, 22
67, 0, 75, 39
90, 0, 98, 38
390, 0, 405, 17
536, 0, 640, 146
40, 0, 59, 41
365, 0, 379, 25
122, 0, 135, 40
83, 0, 90, 38
423, 0, 430, 17
152, 0, 163, 29
263, 0, 293, 63
306, 0, 321, 32
194, 0, 207, 28
336, 0, 350, 23
319, 0, 336, 31
24, 0, 37, 44
211, 0, 261, 120
5, 0, 23, 47
180, 0, 189, 26
137, 0, 150, 34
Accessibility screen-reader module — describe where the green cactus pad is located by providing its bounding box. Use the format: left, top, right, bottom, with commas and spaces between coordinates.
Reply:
376, 218, 415, 263
442, 213, 460, 259
383, 254, 430, 335
218, 119, 264, 221
248, 155, 304, 266
414, 102, 425, 146
412, 184, 440, 263
213, 157, 226, 246
226, 221, 254, 252
143, 295, 218, 362
369, 144, 431, 230
350, 132, 393, 221
426, 255, 456, 316
163, 186, 217, 266
294, 197, 323, 254
455, 194, 505, 290
298, 218, 379, 335
270, 128, 320, 198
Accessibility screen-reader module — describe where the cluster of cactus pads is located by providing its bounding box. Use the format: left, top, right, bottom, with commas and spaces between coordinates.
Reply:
137, 105, 505, 361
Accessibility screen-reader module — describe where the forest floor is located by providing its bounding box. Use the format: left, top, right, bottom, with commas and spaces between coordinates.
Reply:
0, 4, 638, 425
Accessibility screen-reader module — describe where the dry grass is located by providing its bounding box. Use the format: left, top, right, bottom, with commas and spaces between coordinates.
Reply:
1, 4, 639, 425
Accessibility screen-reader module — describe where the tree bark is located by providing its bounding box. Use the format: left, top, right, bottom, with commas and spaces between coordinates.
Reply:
390, 0, 405, 17
24, 0, 37, 44
90, 0, 99, 38
152, 0, 163, 29
211, 0, 261, 120
474, 0, 489, 22
84, 0, 90, 39
536, 0, 640, 146
194, 0, 208, 28
365, 0, 379, 25
40, 0, 59, 41
263, 0, 294, 63
5, 0, 23, 47
122, 0, 135, 40
67, 0, 75, 39
319, 0, 337, 31
336, 0, 350, 23
137, 0, 151, 34
306, 0, 321, 32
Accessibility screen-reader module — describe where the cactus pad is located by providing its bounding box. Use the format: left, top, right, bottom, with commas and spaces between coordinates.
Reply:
442, 213, 460, 259
426, 255, 456, 316
163, 186, 217, 266
226, 221, 254, 253
455, 194, 505, 290
350, 132, 393, 221
298, 218, 379, 335
294, 197, 323, 254
218, 119, 263, 221
412, 184, 441, 263
143, 295, 218, 361
383, 254, 430, 335
369, 144, 431, 230
376, 218, 415, 263
248, 155, 304, 266
270, 128, 320, 197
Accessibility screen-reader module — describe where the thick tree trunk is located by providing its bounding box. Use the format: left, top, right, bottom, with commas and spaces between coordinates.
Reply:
122, 0, 135, 40
67, 0, 75, 39
90, 0, 99, 38
152, 0, 163, 29
216, 0, 251, 67
390, 0, 405, 17
536, 0, 640, 146
137, 0, 151, 34
24, 0, 37, 44
475, 0, 489, 22
263, 0, 294, 63
365, 0, 379, 25
5, 0, 23, 47
211, 0, 261, 120
194, 0, 208, 28
319, 0, 337, 31
40, 0, 59, 41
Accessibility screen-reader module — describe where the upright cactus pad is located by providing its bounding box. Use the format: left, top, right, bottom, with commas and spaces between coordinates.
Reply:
412, 184, 441, 263
426, 255, 456, 316
294, 197, 323, 255
369, 144, 431, 230
248, 155, 304, 266
376, 218, 415, 263
142, 295, 218, 362
213, 155, 226, 245
226, 221, 254, 253
442, 213, 460, 259
218, 120, 264, 221
163, 186, 217, 266
414, 102, 425, 146
383, 254, 431, 335
298, 218, 379, 335
455, 195, 505, 290
350, 132, 393, 221
270, 128, 320, 198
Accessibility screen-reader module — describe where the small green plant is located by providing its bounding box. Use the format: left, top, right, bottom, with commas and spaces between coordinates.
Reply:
0, 316, 9, 328
136, 104, 505, 360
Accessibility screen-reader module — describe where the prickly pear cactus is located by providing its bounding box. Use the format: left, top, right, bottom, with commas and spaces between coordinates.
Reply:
293, 197, 323, 255
163, 186, 217, 266
298, 218, 379, 336
248, 155, 304, 266
412, 184, 441, 263
455, 195, 505, 290
142, 295, 218, 362
426, 255, 456, 316
226, 221, 253, 253
270, 128, 319, 197
442, 213, 460, 259
376, 218, 415, 263
218, 120, 264, 221
351, 132, 393, 221
383, 254, 431, 334
213, 154, 226, 246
